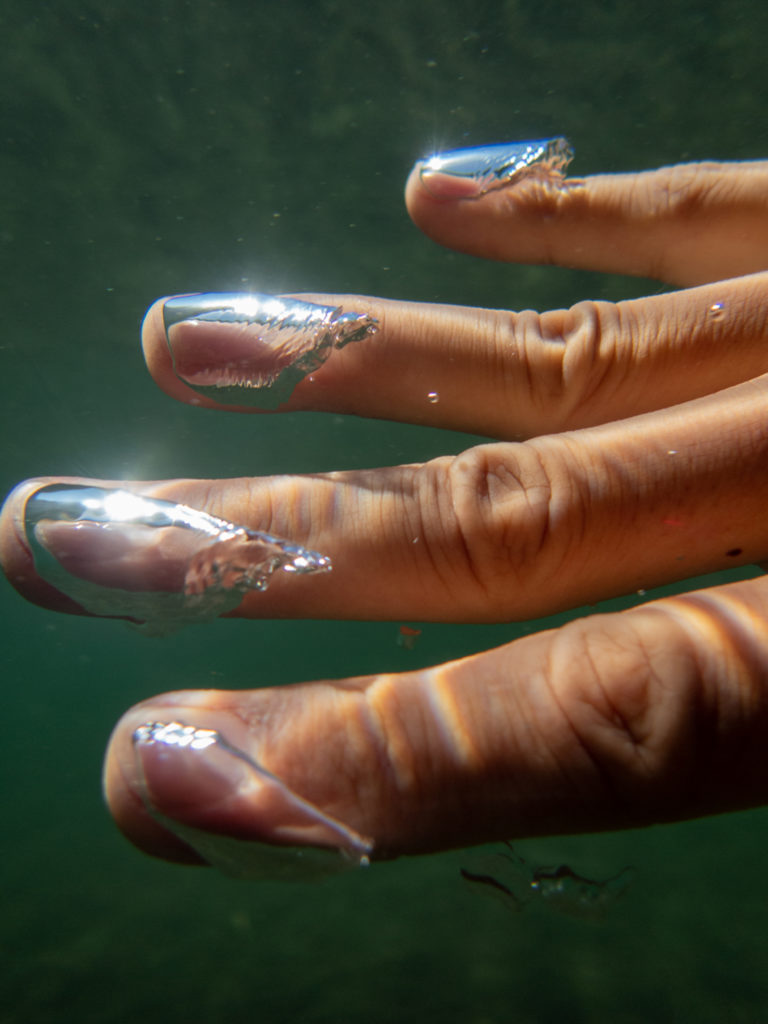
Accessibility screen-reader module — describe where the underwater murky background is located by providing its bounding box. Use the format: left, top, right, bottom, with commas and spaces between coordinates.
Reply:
2, 2, 768, 1021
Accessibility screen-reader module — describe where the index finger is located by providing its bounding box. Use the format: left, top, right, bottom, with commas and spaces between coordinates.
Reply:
142, 272, 768, 439
405, 149, 768, 287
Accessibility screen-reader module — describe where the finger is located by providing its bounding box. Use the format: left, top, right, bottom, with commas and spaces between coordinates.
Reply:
406, 153, 768, 288
4, 375, 768, 626
103, 571, 768, 866
142, 273, 768, 438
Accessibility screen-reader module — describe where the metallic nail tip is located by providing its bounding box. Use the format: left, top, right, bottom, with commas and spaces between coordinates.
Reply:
133, 721, 220, 751
24, 484, 332, 634
162, 292, 378, 409
418, 137, 574, 199
133, 720, 373, 881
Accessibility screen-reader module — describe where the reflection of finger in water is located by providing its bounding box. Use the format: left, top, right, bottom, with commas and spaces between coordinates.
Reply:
460, 866, 528, 912
461, 842, 636, 921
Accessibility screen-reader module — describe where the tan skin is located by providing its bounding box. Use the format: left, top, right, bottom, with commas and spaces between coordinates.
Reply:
3, 157, 768, 867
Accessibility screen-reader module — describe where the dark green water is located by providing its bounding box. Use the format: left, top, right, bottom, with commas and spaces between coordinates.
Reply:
2, 2, 768, 1021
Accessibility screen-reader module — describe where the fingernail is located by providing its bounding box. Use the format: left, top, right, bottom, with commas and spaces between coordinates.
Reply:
24, 484, 331, 634
133, 721, 373, 880
162, 292, 379, 409
418, 137, 573, 200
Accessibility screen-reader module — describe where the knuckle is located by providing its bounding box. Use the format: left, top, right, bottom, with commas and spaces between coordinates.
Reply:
651, 163, 728, 217
559, 300, 620, 403
514, 300, 626, 430
421, 443, 565, 614
545, 611, 703, 815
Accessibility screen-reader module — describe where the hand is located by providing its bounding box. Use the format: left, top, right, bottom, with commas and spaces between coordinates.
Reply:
3, 143, 768, 875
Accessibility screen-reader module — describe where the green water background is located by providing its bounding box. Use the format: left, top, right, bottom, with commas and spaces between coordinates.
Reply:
2, 1, 768, 1021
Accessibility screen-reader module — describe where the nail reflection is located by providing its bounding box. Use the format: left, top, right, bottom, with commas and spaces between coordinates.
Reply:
162, 292, 379, 409
419, 137, 574, 199
133, 720, 374, 880
25, 483, 331, 634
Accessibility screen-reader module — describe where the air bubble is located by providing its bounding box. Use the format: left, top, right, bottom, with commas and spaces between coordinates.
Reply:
709, 302, 725, 320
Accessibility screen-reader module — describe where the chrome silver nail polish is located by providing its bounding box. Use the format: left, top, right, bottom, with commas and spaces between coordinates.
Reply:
133, 720, 373, 880
418, 137, 573, 199
25, 484, 331, 633
162, 292, 378, 409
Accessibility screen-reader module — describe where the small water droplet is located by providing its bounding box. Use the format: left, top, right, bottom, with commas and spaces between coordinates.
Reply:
667, 449, 678, 456
709, 302, 725, 320
637, 589, 646, 597
427, 391, 439, 404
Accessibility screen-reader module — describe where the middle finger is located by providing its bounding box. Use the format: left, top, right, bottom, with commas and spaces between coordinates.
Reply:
4, 373, 768, 625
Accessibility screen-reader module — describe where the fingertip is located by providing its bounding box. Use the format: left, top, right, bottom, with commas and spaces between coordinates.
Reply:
141, 292, 385, 414
103, 691, 221, 866
0, 477, 89, 615
140, 296, 167, 359
404, 162, 479, 217
403, 159, 554, 263
141, 295, 204, 407
0, 479, 36, 593
404, 163, 477, 246
140, 295, 167, 364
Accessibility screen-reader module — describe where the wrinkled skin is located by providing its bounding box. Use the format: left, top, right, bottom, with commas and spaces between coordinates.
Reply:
3, 156, 768, 868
